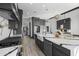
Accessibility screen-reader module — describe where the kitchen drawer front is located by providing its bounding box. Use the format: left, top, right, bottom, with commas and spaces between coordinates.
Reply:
44, 39, 53, 56
35, 38, 43, 52
44, 39, 52, 45
53, 47, 68, 56
52, 43, 70, 56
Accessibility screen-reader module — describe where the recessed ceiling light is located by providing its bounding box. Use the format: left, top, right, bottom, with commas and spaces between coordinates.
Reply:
42, 5, 46, 8
29, 3, 33, 5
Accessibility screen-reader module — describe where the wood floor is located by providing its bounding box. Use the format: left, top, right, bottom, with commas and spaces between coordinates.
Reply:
22, 36, 45, 56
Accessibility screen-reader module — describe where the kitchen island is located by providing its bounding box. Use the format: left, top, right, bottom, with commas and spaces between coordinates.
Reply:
34, 33, 79, 56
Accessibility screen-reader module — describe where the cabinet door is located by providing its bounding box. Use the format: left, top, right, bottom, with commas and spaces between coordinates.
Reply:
57, 20, 64, 29
44, 39, 52, 56
57, 21, 60, 29
53, 47, 67, 56
52, 43, 70, 56
64, 18, 71, 29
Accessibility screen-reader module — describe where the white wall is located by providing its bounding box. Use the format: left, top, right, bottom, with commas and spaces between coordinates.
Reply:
0, 10, 12, 20
50, 18, 57, 33
65, 9, 79, 35
45, 18, 57, 33
0, 17, 13, 41
0, 27, 10, 40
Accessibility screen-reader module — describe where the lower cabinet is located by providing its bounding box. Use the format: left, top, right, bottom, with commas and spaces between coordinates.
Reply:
44, 39, 53, 56
34, 34, 43, 51
52, 43, 70, 56
43, 38, 70, 56
35, 35, 70, 56
36, 39, 43, 51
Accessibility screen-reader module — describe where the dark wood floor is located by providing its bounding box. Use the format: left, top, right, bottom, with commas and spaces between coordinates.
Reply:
22, 36, 45, 56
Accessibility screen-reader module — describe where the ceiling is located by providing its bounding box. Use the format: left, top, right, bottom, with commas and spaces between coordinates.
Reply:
18, 3, 79, 19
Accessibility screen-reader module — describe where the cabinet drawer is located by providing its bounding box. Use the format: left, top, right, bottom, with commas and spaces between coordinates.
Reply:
52, 43, 70, 56
44, 39, 53, 56
44, 39, 52, 45
53, 47, 67, 56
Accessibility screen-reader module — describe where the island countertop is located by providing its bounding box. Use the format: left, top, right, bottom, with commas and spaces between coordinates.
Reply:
45, 37, 79, 56
35, 33, 79, 45
35, 33, 79, 56
45, 37, 79, 45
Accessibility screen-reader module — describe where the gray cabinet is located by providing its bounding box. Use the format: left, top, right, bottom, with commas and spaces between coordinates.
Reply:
43, 38, 70, 56
35, 36, 70, 56
57, 20, 64, 29
57, 18, 71, 30
44, 39, 53, 56
52, 43, 70, 56
64, 18, 71, 29
35, 34, 43, 52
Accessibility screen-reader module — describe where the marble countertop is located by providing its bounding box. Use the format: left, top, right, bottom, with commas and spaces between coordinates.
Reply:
45, 37, 79, 45
0, 45, 20, 56
45, 37, 79, 56
35, 33, 44, 41
35, 33, 79, 45
10, 34, 22, 37
35, 33, 79, 56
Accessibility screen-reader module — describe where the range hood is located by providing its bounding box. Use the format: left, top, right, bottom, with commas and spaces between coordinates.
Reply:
0, 3, 20, 21
11, 3, 20, 21
0, 9, 12, 20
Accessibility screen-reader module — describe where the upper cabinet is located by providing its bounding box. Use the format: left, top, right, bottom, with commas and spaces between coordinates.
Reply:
57, 20, 64, 29
64, 18, 71, 30
57, 18, 71, 30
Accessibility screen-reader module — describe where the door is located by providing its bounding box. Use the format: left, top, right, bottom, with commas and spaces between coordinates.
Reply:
29, 22, 31, 37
